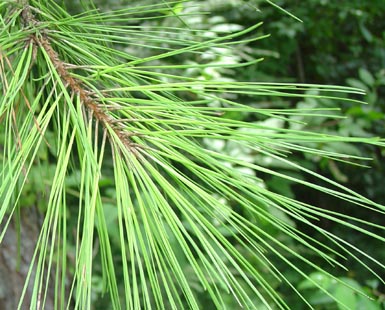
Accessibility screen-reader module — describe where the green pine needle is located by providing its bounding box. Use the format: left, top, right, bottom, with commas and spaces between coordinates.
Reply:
1, 1, 384, 309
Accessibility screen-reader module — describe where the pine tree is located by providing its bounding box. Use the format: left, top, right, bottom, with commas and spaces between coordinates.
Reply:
1, 1, 384, 309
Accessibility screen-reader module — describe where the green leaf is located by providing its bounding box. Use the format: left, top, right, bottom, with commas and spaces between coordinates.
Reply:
346, 78, 369, 91
359, 68, 375, 87
334, 283, 357, 310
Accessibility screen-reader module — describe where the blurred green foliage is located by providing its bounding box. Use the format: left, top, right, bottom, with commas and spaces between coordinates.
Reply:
298, 272, 383, 310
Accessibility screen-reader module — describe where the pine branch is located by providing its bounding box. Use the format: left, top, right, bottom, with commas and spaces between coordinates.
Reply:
1, 1, 384, 309
20, 3, 140, 154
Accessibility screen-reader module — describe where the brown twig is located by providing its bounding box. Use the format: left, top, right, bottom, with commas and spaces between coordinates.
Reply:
20, 4, 139, 153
